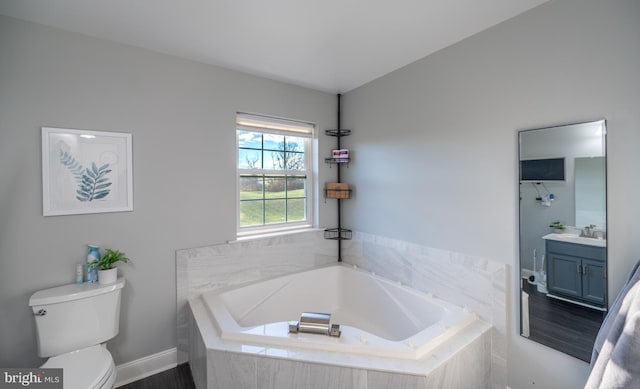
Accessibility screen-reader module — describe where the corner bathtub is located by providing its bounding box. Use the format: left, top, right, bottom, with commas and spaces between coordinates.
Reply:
200, 265, 477, 360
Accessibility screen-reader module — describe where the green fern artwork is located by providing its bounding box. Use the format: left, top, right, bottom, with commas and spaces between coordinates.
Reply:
59, 150, 113, 202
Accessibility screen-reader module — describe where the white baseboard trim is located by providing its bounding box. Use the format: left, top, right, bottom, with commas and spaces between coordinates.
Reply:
177, 349, 189, 365
114, 348, 178, 388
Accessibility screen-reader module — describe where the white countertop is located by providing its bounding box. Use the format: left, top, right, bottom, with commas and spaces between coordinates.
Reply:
542, 233, 606, 248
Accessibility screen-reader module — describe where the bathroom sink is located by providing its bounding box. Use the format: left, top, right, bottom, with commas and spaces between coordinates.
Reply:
542, 233, 606, 247
551, 233, 580, 239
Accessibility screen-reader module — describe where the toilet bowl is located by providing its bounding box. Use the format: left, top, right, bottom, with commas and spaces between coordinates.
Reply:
29, 278, 125, 389
41, 344, 116, 389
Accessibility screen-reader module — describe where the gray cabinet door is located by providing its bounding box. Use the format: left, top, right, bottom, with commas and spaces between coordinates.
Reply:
547, 252, 581, 298
546, 240, 607, 308
582, 258, 606, 305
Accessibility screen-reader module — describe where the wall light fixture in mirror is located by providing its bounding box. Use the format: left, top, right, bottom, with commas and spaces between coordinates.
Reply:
519, 119, 607, 362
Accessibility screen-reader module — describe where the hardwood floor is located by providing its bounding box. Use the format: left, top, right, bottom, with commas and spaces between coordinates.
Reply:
119, 363, 195, 389
523, 281, 605, 362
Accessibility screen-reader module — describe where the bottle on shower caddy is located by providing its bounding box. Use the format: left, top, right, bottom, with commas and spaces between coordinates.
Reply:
76, 263, 83, 284
86, 244, 100, 283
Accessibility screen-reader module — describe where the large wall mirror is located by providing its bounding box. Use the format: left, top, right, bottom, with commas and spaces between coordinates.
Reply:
519, 119, 607, 362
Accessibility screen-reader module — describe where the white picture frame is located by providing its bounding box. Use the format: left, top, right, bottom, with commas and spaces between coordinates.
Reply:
42, 127, 133, 216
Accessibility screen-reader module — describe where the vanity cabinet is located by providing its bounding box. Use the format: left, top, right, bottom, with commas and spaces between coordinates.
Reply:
546, 239, 606, 308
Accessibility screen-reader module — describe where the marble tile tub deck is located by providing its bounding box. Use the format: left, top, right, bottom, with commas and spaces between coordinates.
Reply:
178, 229, 506, 388
189, 292, 492, 389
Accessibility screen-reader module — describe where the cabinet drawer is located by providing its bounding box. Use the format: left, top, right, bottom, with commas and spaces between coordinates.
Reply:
546, 240, 605, 261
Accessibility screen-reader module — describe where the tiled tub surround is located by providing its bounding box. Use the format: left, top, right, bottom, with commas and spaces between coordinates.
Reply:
342, 232, 507, 389
177, 230, 337, 361
178, 230, 506, 388
189, 292, 491, 389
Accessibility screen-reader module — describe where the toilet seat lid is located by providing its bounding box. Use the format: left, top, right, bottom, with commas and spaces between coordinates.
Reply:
42, 345, 114, 389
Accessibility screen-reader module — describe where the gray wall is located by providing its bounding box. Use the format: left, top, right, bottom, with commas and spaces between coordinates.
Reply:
0, 15, 336, 367
342, 1, 640, 388
3, 1, 640, 388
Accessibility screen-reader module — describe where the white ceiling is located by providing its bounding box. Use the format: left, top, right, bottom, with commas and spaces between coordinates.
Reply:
0, 0, 548, 93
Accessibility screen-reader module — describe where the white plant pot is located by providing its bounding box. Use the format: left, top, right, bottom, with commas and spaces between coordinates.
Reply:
98, 268, 118, 285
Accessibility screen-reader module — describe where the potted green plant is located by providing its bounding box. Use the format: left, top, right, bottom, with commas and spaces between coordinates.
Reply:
549, 221, 566, 233
89, 248, 130, 285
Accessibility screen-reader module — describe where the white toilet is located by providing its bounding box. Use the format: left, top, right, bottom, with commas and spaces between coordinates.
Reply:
29, 278, 125, 389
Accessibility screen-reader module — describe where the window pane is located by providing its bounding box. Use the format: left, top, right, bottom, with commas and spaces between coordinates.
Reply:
263, 150, 283, 170
264, 199, 286, 224
262, 150, 305, 171
285, 136, 304, 151
284, 151, 305, 170
286, 176, 305, 198
263, 133, 285, 151
287, 198, 306, 222
240, 176, 263, 199
264, 176, 285, 198
285, 136, 305, 170
240, 200, 263, 226
238, 149, 262, 169
238, 131, 262, 149
237, 117, 312, 232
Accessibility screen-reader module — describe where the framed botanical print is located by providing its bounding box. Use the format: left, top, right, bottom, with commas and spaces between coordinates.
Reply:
42, 127, 133, 216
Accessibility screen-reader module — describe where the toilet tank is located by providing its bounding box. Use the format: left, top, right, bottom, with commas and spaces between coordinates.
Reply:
29, 278, 125, 357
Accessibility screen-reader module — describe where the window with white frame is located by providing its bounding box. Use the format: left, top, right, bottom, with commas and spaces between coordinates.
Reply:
236, 113, 314, 235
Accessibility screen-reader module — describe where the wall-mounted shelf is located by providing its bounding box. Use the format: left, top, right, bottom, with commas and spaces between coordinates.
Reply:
325, 129, 352, 137
324, 228, 353, 241
325, 183, 351, 199
324, 157, 351, 165
324, 95, 352, 260
324, 189, 352, 199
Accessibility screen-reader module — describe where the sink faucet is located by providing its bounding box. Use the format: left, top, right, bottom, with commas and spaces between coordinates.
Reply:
580, 225, 598, 238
